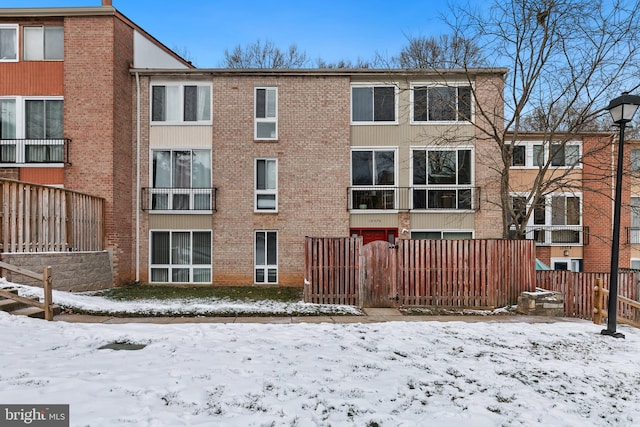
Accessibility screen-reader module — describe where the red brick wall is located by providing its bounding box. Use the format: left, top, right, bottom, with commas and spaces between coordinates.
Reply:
63, 15, 134, 285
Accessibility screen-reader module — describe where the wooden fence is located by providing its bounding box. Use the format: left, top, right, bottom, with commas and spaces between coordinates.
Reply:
304, 237, 536, 308
537, 270, 640, 324
0, 179, 104, 252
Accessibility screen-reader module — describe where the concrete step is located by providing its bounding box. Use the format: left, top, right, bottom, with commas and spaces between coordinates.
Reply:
0, 294, 40, 313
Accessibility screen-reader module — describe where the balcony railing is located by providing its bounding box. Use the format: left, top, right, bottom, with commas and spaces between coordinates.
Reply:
142, 187, 217, 212
511, 225, 589, 246
0, 138, 71, 165
348, 186, 480, 211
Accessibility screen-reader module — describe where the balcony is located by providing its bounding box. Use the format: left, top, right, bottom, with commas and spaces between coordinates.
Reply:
0, 138, 71, 165
348, 186, 480, 211
142, 187, 217, 212
512, 225, 589, 246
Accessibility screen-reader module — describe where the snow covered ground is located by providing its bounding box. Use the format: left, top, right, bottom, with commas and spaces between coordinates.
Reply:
1, 282, 640, 426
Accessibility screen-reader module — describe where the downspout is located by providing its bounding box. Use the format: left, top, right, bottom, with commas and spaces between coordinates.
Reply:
135, 71, 141, 283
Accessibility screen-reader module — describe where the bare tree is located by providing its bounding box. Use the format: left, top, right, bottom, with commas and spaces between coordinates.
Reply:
393, 34, 485, 68
315, 58, 372, 69
223, 39, 308, 68
433, 0, 640, 240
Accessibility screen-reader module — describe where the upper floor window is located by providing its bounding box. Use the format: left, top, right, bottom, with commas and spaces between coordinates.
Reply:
0, 25, 18, 61
24, 26, 63, 61
0, 97, 64, 164
255, 87, 277, 139
151, 83, 212, 124
350, 149, 396, 209
631, 149, 640, 172
412, 148, 473, 210
510, 193, 582, 244
151, 149, 212, 211
509, 141, 580, 168
351, 85, 396, 123
255, 158, 277, 211
412, 85, 472, 123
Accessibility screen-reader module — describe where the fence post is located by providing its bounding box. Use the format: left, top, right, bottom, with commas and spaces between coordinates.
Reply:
593, 277, 603, 325
43, 266, 53, 321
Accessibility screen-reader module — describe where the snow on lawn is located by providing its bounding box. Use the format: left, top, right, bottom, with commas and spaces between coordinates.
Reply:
0, 279, 362, 316
1, 312, 640, 425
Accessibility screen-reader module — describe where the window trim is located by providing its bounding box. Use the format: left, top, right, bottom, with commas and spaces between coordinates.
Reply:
410, 146, 475, 211
23, 25, 64, 61
150, 81, 213, 125
148, 148, 213, 213
410, 82, 474, 124
508, 141, 582, 169
350, 147, 398, 211
148, 229, 212, 284
0, 24, 19, 62
254, 86, 278, 140
350, 82, 399, 125
254, 157, 278, 213
254, 230, 278, 284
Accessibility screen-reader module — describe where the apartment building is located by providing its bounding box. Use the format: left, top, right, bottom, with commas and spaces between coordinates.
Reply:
0, 0, 191, 285
4, 0, 631, 288
133, 68, 507, 285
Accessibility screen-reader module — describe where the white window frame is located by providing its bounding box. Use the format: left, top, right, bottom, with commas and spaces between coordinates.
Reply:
550, 257, 582, 272
350, 83, 398, 125
23, 26, 64, 61
350, 147, 398, 211
254, 87, 278, 140
255, 230, 278, 284
630, 258, 640, 270
509, 141, 581, 169
255, 158, 278, 212
410, 146, 475, 211
150, 82, 212, 125
0, 24, 19, 62
410, 230, 474, 239
0, 96, 65, 166
149, 230, 212, 284
148, 149, 212, 213
510, 192, 583, 245
410, 82, 474, 124
630, 196, 640, 244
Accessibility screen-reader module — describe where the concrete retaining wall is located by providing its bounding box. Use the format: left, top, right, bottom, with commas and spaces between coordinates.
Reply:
0, 251, 113, 292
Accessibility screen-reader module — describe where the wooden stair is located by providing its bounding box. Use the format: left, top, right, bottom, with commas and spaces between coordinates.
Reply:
0, 288, 61, 319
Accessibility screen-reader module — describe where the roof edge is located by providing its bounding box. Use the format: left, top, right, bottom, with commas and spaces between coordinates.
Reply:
0, 6, 116, 17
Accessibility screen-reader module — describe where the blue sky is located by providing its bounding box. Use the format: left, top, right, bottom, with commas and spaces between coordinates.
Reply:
1, 0, 458, 67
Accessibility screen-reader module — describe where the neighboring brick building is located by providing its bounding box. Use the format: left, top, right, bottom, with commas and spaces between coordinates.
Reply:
0, 1, 191, 285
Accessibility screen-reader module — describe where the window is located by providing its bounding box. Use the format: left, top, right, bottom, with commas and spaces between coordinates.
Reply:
510, 193, 582, 244
631, 259, 640, 270
412, 148, 473, 210
509, 141, 580, 168
150, 230, 211, 283
0, 97, 64, 164
550, 143, 579, 167
151, 149, 211, 210
255, 231, 277, 284
151, 83, 211, 124
23, 26, 63, 60
351, 85, 396, 123
255, 87, 277, 139
351, 149, 396, 209
255, 158, 277, 211
631, 197, 640, 244
411, 231, 473, 239
631, 149, 640, 172
0, 25, 17, 61
412, 85, 471, 122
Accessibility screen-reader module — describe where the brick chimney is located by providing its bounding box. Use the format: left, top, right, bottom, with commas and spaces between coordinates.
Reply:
102, 0, 112, 6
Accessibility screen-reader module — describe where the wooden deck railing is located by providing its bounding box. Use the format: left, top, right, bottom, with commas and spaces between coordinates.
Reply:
0, 261, 53, 320
0, 179, 104, 252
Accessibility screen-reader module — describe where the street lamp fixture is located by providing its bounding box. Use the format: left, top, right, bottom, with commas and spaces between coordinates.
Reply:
603, 92, 640, 339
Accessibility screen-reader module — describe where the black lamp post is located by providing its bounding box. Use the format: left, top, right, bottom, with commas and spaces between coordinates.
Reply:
603, 92, 640, 338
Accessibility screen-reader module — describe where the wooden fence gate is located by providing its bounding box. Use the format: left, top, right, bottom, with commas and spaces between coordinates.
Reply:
304, 237, 536, 308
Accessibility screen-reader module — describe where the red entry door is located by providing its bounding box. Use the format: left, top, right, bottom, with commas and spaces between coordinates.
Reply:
351, 228, 397, 245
